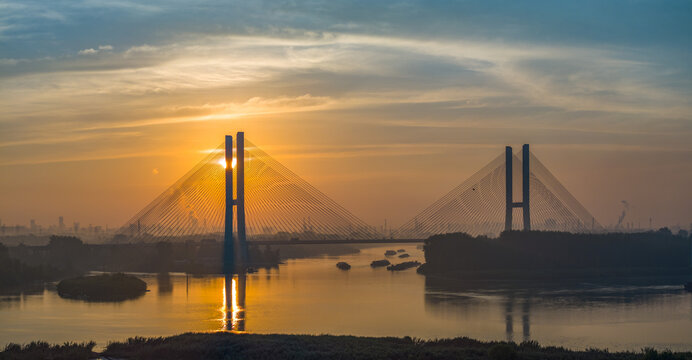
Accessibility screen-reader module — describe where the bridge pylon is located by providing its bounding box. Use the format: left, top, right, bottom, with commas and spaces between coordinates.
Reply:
505, 144, 531, 232
223, 132, 248, 274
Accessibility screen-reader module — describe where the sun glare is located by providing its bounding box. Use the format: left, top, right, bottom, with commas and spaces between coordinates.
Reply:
217, 157, 237, 169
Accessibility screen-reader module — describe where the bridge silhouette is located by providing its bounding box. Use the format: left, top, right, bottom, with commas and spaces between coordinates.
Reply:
118, 132, 601, 270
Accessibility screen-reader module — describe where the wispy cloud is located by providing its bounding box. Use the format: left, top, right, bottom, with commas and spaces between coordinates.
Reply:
0, 131, 141, 148
78, 45, 114, 55
3, 34, 688, 116
2, 32, 690, 167
0, 149, 175, 167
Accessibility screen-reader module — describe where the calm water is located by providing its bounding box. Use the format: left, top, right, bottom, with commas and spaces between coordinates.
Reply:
1, 245, 691, 351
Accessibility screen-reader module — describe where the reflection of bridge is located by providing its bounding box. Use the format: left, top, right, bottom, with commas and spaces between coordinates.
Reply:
223, 274, 246, 332
119, 132, 601, 272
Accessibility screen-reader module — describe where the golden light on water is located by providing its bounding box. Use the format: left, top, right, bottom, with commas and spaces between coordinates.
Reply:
221, 275, 245, 332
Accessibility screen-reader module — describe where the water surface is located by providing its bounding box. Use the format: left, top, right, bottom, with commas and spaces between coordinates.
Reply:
1, 245, 691, 351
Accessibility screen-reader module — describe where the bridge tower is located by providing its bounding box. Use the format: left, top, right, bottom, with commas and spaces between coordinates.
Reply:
505, 144, 531, 232
223, 132, 248, 274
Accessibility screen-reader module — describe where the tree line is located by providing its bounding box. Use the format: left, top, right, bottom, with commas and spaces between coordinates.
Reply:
421, 228, 692, 274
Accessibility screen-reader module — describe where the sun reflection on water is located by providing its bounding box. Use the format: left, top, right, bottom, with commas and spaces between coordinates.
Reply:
221, 274, 246, 332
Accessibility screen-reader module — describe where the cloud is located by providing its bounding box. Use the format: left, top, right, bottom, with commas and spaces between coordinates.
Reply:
0, 58, 19, 65
78, 48, 99, 55
78, 45, 113, 55
0, 31, 689, 169
4, 33, 688, 124
0, 149, 175, 167
0, 131, 141, 148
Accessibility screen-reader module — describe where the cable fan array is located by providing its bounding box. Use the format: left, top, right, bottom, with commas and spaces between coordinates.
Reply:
242, 139, 378, 240
393, 149, 601, 238
117, 139, 379, 243
118, 139, 600, 243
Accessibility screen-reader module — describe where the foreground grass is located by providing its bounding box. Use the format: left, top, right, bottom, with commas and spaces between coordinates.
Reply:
0, 341, 96, 360
3, 333, 692, 360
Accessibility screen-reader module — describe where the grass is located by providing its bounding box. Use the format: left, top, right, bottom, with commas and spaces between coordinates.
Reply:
0, 341, 96, 360
3, 333, 692, 359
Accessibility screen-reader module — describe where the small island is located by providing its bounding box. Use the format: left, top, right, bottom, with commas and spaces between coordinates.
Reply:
398, 253, 410, 258
387, 261, 421, 271
370, 259, 391, 268
57, 273, 147, 302
384, 250, 396, 256
336, 262, 351, 270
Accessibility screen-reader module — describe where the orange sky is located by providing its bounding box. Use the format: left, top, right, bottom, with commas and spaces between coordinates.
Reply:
0, 2, 691, 231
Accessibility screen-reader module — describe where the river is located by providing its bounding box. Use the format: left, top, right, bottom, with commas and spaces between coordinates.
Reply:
1, 244, 691, 351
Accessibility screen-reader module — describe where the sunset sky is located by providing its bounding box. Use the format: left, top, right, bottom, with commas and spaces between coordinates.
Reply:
1, 0, 690, 230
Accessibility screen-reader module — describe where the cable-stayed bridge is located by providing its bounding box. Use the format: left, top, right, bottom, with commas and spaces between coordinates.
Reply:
117, 132, 602, 266
120, 134, 380, 243
394, 145, 601, 239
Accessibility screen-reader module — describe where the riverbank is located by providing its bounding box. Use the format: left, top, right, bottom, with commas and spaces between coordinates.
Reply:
2, 333, 691, 360
4, 237, 359, 275
420, 230, 692, 278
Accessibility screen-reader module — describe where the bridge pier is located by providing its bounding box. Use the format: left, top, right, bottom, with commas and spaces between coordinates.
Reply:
223, 135, 235, 273
522, 144, 531, 231
505, 146, 513, 232
505, 144, 531, 232
224, 132, 248, 274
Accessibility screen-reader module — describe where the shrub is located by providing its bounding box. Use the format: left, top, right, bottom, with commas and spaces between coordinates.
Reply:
0, 341, 95, 360
488, 343, 517, 360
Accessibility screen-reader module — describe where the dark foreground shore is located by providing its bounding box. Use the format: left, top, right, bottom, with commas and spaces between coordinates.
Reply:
2, 333, 691, 360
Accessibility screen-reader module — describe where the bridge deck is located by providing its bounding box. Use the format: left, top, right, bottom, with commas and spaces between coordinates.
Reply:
246, 239, 425, 246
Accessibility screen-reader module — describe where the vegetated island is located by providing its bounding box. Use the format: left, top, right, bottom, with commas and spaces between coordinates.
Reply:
336, 261, 351, 270
417, 229, 692, 280
370, 259, 390, 268
387, 261, 421, 271
2, 333, 691, 360
57, 273, 147, 302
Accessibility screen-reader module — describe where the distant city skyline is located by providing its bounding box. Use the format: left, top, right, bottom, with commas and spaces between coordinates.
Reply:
0, 215, 113, 236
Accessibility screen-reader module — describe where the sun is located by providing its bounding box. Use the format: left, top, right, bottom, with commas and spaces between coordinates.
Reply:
217, 157, 237, 169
